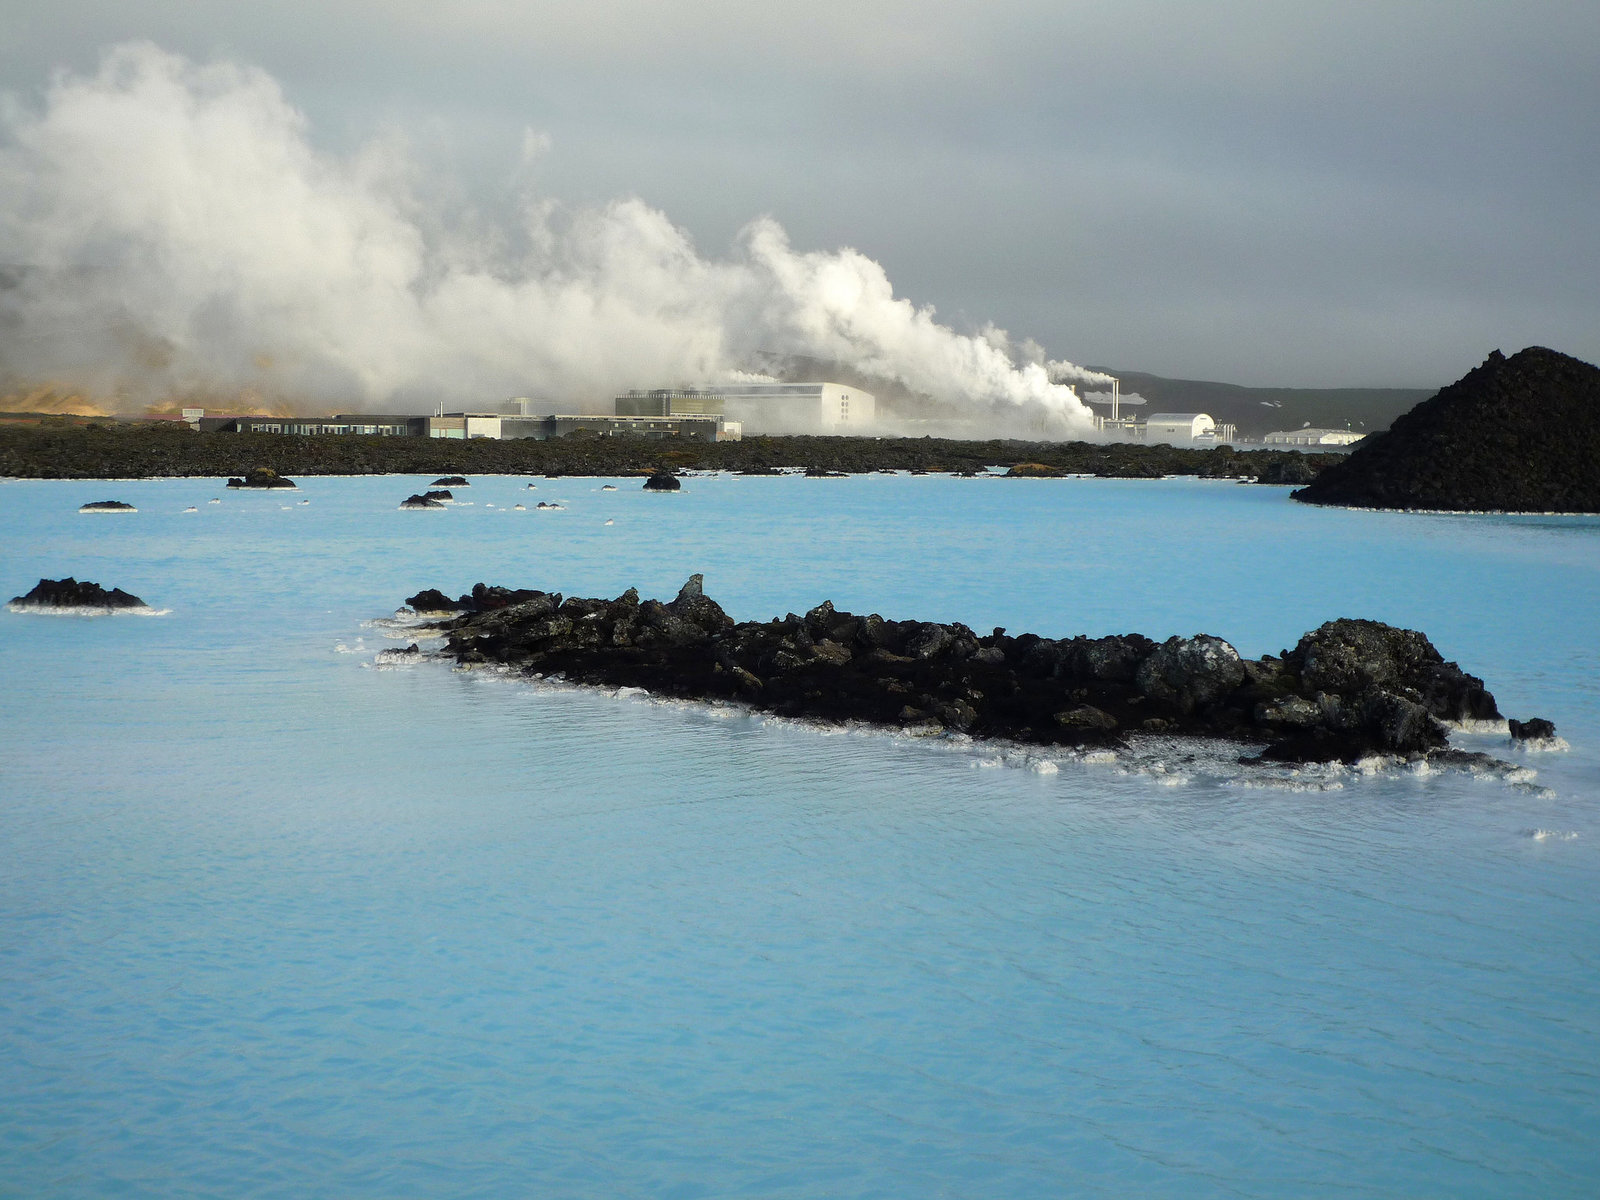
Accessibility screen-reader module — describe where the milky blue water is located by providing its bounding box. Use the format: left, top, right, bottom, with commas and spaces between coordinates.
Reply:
2, 473, 1598, 1198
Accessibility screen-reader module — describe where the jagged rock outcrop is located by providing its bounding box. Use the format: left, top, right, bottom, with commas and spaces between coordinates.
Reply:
1293, 347, 1600, 512
395, 579, 1541, 764
1255, 455, 1318, 485
432, 476, 469, 487
643, 471, 682, 491
227, 467, 297, 489
10, 577, 147, 610
400, 493, 446, 509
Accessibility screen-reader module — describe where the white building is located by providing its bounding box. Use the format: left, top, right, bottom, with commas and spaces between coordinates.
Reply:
699, 383, 875, 434
1263, 428, 1365, 447
1144, 412, 1217, 446
428, 413, 503, 439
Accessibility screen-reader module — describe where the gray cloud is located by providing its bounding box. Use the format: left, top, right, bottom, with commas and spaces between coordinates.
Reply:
1, 0, 1595, 388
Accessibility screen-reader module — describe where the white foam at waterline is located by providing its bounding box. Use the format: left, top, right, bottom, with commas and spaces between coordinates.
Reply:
78, 506, 136, 514
374, 647, 424, 665
1524, 828, 1579, 842
1515, 736, 1570, 753
6, 602, 169, 616
1450, 718, 1510, 735
375, 650, 1553, 793
182, 506, 197, 513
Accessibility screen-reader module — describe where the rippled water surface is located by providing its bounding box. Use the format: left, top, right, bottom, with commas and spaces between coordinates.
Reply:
2, 473, 1598, 1198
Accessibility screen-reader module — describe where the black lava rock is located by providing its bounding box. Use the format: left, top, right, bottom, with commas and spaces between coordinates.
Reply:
397, 579, 1514, 765
1255, 455, 1319, 485
226, 467, 297, 489
78, 500, 137, 512
10, 577, 147, 609
1509, 717, 1558, 741
643, 472, 682, 491
400, 493, 446, 509
432, 476, 469, 487
1293, 347, 1600, 512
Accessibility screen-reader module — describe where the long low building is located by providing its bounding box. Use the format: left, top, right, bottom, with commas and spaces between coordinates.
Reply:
197, 411, 739, 442
614, 383, 874, 434
1263, 428, 1366, 447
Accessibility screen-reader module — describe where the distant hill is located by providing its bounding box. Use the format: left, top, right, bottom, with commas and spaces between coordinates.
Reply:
1291, 347, 1600, 513
1087, 368, 1433, 440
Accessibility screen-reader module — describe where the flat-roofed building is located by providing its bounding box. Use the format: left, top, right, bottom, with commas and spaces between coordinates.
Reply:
1263, 428, 1365, 447
200, 414, 422, 435
505, 414, 738, 442
701, 383, 875, 434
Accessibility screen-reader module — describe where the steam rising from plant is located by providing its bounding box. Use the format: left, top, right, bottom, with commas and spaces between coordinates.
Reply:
0, 43, 1105, 434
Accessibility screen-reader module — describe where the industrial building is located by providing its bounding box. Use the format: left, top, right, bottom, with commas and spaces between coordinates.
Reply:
197, 414, 422, 436
698, 383, 874, 434
188, 380, 859, 443
1263, 428, 1365, 447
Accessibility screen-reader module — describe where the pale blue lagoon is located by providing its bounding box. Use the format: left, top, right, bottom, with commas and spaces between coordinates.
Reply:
2, 473, 1598, 1198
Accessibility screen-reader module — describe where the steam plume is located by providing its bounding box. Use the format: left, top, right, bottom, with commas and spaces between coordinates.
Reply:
0, 43, 1102, 433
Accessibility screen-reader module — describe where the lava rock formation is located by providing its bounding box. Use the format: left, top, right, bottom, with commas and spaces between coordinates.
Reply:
1293, 347, 1600, 512
396, 577, 1546, 764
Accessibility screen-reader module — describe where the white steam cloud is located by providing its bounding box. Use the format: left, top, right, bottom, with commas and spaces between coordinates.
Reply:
0, 43, 1104, 433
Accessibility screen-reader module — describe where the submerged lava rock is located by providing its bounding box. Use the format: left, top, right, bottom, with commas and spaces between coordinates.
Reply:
10, 577, 147, 609
395, 578, 1533, 765
78, 500, 137, 513
227, 467, 297, 489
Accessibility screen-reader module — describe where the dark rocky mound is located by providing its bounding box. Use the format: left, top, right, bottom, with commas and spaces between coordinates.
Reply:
227, 467, 297, 489
1255, 455, 1319, 485
10, 577, 147, 610
432, 476, 469, 487
643, 472, 682, 491
395, 577, 1545, 764
804, 466, 848, 478
1293, 347, 1600, 512
400, 493, 446, 509
406, 583, 548, 613
423, 489, 453, 502
78, 500, 137, 512
1509, 717, 1557, 742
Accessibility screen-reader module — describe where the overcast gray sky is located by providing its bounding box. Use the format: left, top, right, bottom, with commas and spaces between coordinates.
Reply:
2, 0, 1596, 388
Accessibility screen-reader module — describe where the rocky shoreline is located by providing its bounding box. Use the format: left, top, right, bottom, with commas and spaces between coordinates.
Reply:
394, 577, 1552, 766
0, 422, 1342, 482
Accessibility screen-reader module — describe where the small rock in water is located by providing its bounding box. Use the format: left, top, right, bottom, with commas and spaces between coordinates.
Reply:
432, 476, 470, 487
1509, 717, 1558, 741
226, 467, 297, 489
400, 493, 447, 509
643, 471, 681, 491
10, 577, 147, 610
79, 500, 136, 513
